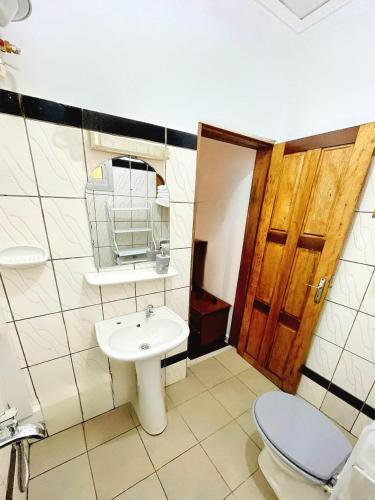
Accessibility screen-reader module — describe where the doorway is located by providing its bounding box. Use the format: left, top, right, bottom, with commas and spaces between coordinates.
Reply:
188, 124, 273, 359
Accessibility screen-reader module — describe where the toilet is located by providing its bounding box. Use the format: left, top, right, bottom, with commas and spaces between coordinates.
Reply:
252, 391, 352, 500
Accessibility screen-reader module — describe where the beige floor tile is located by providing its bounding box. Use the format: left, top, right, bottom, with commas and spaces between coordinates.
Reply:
236, 412, 264, 449
210, 377, 257, 418
215, 348, 250, 375
89, 428, 153, 500
84, 403, 135, 449
237, 367, 279, 396
28, 454, 96, 500
201, 420, 259, 490
30, 424, 86, 478
232, 470, 277, 500
177, 391, 232, 441
139, 409, 197, 469
116, 473, 167, 500
158, 445, 229, 500
166, 369, 205, 406
190, 357, 232, 389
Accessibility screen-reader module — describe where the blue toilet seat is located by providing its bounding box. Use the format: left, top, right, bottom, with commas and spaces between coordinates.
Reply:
252, 392, 352, 484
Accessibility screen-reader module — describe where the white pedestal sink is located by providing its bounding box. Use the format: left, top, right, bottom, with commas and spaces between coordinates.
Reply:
95, 306, 189, 435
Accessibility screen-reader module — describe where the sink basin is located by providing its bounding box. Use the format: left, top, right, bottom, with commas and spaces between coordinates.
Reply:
95, 307, 189, 362
95, 306, 189, 435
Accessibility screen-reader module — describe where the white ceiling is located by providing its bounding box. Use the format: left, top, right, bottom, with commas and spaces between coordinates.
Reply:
256, 0, 352, 32
280, 0, 330, 19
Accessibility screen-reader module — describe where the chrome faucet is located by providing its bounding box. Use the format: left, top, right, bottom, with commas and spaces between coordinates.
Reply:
145, 304, 154, 319
0, 407, 46, 495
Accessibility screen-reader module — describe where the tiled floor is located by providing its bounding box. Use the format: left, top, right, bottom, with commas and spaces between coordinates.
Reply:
27, 348, 280, 500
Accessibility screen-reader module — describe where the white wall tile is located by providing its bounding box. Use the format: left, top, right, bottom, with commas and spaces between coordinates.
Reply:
136, 292, 165, 312
7, 323, 26, 369
166, 287, 190, 321
305, 336, 342, 380
357, 157, 375, 212
315, 301, 356, 347
109, 359, 137, 407
166, 146, 196, 202
54, 257, 101, 310
42, 198, 92, 258
297, 375, 327, 408
332, 350, 375, 400
72, 347, 113, 419
0, 196, 48, 253
30, 356, 82, 434
169, 203, 194, 249
0, 114, 37, 196
365, 384, 375, 408
342, 213, 375, 266
2, 263, 60, 320
351, 413, 372, 438
360, 272, 375, 316
346, 312, 375, 363
0, 279, 12, 322
16, 313, 69, 365
102, 298, 136, 320
63, 305, 102, 352
136, 278, 164, 297
321, 392, 359, 431
328, 260, 373, 309
100, 282, 135, 303
166, 360, 187, 386
27, 120, 86, 197
166, 248, 192, 291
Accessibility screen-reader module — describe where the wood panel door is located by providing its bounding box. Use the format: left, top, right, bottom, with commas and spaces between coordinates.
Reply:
237, 123, 375, 392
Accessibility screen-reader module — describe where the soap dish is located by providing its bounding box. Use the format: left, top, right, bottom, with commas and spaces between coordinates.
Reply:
0, 245, 49, 269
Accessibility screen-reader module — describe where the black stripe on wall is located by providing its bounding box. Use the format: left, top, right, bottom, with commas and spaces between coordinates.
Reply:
82, 109, 166, 144
0, 89, 22, 116
161, 350, 188, 368
0, 88, 197, 150
167, 128, 198, 150
22, 95, 83, 128
300, 364, 374, 422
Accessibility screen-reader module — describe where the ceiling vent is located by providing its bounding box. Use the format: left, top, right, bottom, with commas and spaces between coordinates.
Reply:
255, 0, 352, 32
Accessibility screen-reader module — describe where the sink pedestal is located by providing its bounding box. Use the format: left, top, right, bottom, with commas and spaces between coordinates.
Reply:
135, 356, 167, 435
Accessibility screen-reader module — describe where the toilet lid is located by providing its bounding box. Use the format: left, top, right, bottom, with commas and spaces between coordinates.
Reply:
253, 392, 352, 482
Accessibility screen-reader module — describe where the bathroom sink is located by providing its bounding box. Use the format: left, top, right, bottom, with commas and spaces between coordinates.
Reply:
95, 306, 189, 361
95, 306, 189, 435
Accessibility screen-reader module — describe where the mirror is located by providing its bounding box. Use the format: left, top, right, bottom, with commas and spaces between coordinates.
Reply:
85, 156, 170, 269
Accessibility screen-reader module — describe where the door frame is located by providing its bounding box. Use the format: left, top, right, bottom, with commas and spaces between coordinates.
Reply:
196, 123, 275, 349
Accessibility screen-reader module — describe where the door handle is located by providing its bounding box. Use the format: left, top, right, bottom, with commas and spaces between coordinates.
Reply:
305, 278, 326, 304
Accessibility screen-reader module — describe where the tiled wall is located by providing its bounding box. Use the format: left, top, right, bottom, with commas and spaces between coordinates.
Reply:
0, 104, 196, 435
298, 157, 375, 437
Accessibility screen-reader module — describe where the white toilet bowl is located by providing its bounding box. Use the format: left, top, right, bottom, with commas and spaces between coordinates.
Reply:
252, 392, 352, 500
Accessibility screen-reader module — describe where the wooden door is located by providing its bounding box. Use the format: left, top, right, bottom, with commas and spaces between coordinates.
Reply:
237, 123, 375, 393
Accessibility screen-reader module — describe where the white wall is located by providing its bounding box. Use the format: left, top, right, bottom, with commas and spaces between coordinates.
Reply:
281, 0, 375, 139
0, 0, 295, 140
195, 137, 256, 335
2, 1, 375, 142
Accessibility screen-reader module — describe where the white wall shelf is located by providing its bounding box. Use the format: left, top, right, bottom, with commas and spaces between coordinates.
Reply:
0, 245, 48, 269
85, 266, 178, 286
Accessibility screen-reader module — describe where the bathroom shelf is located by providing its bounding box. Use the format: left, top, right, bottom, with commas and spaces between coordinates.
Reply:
109, 206, 150, 212
0, 245, 48, 269
85, 266, 178, 286
114, 227, 152, 234
117, 246, 149, 257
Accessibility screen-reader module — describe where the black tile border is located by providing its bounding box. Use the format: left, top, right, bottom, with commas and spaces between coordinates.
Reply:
300, 364, 374, 421
167, 128, 198, 150
22, 94, 82, 128
161, 350, 188, 368
82, 109, 165, 144
0, 88, 197, 150
0, 89, 22, 116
